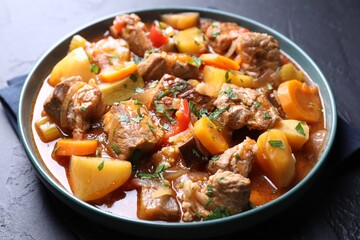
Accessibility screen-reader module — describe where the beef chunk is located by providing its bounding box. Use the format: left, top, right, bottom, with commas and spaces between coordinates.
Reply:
44, 76, 106, 136
138, 52, 199, 81
103, 99, 163, 159
201, 20, 248, 55
113, 14, 152, 57
208, 137, 257, 177
136, 178, 180, 221
87, 36, 130, 70
213, 83, 280, 130
235, 32, 281, 77
207, 169, 250, 215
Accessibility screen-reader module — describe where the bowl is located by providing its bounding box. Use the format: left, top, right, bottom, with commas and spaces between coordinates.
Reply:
18, 6, 337, 239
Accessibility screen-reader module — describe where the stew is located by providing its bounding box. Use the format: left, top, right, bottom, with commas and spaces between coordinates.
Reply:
32, 12, 327, 222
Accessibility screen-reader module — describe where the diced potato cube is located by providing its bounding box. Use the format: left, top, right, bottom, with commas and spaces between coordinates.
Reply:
49, 47, 95, 86
69, 156, 132, 201
161, 12, 200, 30
256, 129, 295, 188
173, 27, 206, 54
98, 72, 144, 105
279, 63, 304, 82
202, 65, 253, 94
273, 120, 309, 151
69, 35, 89, 52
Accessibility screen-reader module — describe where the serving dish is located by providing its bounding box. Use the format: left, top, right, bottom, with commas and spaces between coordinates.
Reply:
18, 6, 337, 239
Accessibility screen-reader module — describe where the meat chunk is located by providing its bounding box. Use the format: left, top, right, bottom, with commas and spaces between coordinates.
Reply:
207, 169, 250, 215
136, 178, 180, 221
86, 36, 130, 70
208, 137, 257, 177
103, 100, 163, 159
235, 32, 281, 77
201, 21, 248, 55
157, 74, 215, 113
138, 52, 199, 81
180, 169, 251, 221
44, 76, 106, 136
213, 83, 280, 130
113, 14, 152, 57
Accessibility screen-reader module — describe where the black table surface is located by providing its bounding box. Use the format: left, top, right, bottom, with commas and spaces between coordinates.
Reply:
1, 0, 359, 239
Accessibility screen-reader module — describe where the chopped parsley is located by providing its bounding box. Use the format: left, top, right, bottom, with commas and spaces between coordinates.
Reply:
268, 140, 285, 149
187, 56, 202, 67
53, 146, 60, 154
206, 206, 230, 220
212, 30, 220, 37
97, 160, 105, 171
90, 63, 99, 74
192, 149, 201, 158
80, 106, 87, 112
133, 99, 143, 105
135, 87, 144, 93
225, 70, 231, 83
148, 80, 159, 89
161, 123, 170, 131
295, 122, 306, 136
216, 177, 225, 183
164, 110, 176, 124
234, 152, 240, 160
146, 122, 155, 133
220, 88, 238, 100
205, 197, 214, 207
130, 74, 137, 82
266, 83, 273, 90
206, 186, 213, 196
208, 107, 228, 121
194, 40, 200, 46
119, 114, 130, 123
253, 101, 261, 109
264, 111, 272, 119
111, 143, 121, 155
138, 162, 169, 179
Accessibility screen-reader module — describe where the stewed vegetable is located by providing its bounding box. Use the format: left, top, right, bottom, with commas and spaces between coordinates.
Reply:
32, 12, 327, 222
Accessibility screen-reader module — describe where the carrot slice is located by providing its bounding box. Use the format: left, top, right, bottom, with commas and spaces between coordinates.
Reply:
55, 139, 98, 156
99, 62, 137, 83
277, 80, 321, 123
200, 53, 240, 71
193, 116, 229, 155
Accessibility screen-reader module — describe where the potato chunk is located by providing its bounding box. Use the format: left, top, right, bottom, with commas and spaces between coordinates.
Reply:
49, 47, 95, 87
161, 12, 200, 30
273, 120, 309, 151
69, 156, 131, 201
173, 27, 206, 54
256, 129, 295, 188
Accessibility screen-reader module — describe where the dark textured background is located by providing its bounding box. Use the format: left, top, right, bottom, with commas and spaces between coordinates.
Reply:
1, 0, 359, 239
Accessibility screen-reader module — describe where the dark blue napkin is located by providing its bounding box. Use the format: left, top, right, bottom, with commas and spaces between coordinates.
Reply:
1, 75, 360, 239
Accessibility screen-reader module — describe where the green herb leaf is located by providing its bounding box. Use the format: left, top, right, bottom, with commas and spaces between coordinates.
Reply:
206, 186, 213, 196
205, 197, 214, 207
234, 152, 240, 160
161, 123, 170, 131
135, 87, 144, 93
146, 122, 155, 133
91, 63, 99, 74
216, 177, 225, 183
164, 110, 176, 124
98, 160, 105, 171
208, 107, 228, 121
119, 114, 130, 123
148, 80, 159, 88
220, 88, 238, 100
212, 30, 220, 37
192, 149, 201, 158
111, 143, 121, 155
155, 162, 169, 174
53, 146, 60, 154
80, 106, 87, 112
187, 56, 202, 67
268, 140, 285, 149
295, 122, 306, 136
253, 101, 261, 109
138, 173, 158, 178
134, 99, 143, 105
264, 111, 272, 119
225, 70, 231, 83
266, 83, 273, 90
206, 206, 230, 220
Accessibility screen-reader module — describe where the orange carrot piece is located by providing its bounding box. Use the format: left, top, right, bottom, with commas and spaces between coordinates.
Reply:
99, 62, 137, 83
200, 53, 240, 71
193, 116, 229, 155
55, 139, 98, 156
277, 80, 321, 123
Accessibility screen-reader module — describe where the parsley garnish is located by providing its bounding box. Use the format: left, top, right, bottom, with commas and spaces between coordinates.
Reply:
266, 83, 273, 90
253, 101, 261, 109
192, 149, 201, 158
98, 160, 104, 171
295, 122, 306, 136
205, 197, 214, 207
146, 122, 155, 133
268, 140, 285, 149
212, 30, 220, 37
161, 123, 170, 131
206, 186, 213, 196
216, 177, 225, 183
135, 87, 144, 93
220, 88, 238, 100
138, 162, 169, 179
134, 99, 143, 105
80, 106, 87, 112
91, 63, 99, 74
208, 107, 228, 121
111, 143, 121, 155
53, 146, 60, 154
187, 56, 202, 67
148, 80, 159, 89
225, 70, 231, 83
129, 74, 137, 82
206, 206, 230, 220
264, 111, 272, 119
234, 152, 240, 160
119, 114, 130, 123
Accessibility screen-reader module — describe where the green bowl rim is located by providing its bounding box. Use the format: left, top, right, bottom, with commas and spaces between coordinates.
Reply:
18, 5, 337, 232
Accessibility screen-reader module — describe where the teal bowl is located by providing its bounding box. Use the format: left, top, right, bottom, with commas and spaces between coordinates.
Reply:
18, 6, 337, 239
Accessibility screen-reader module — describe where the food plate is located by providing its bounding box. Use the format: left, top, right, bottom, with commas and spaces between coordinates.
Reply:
18, 6, 337, 239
